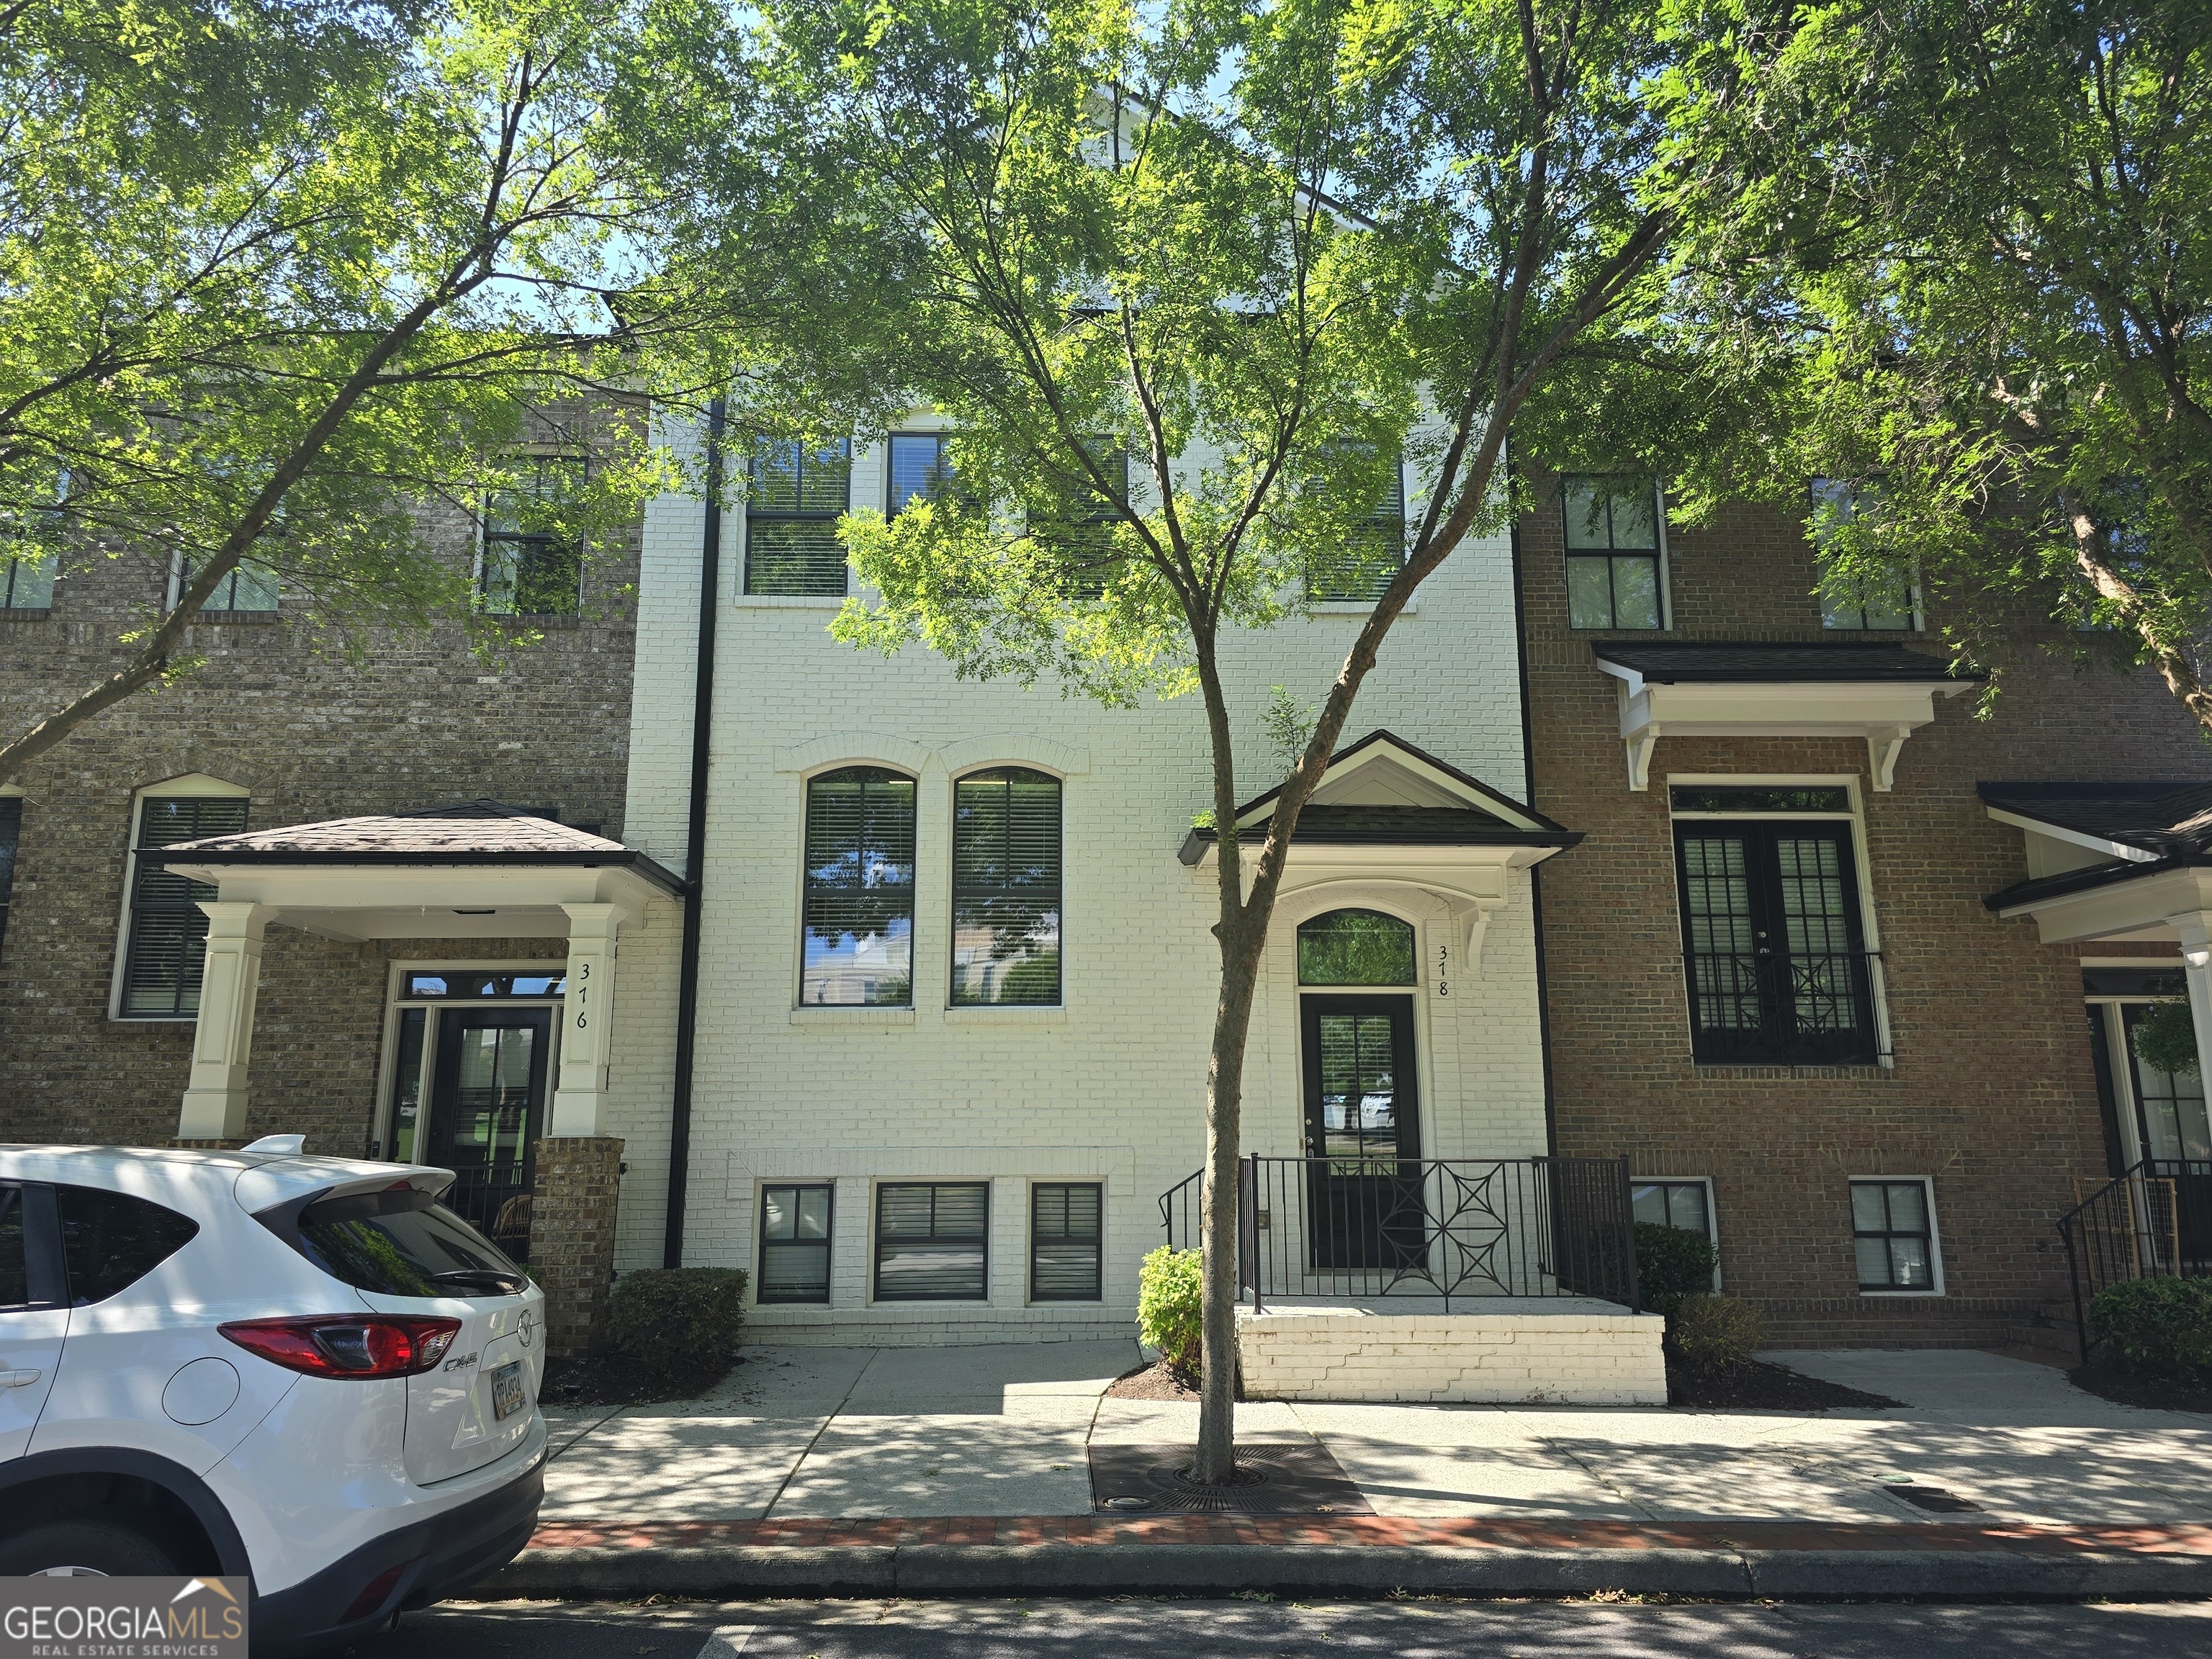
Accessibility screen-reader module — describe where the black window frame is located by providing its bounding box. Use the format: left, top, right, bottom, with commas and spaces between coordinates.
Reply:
1631, 1178, 1714, 1239
745, 439, 853, 598
1030, 438, 1128, 598
950, 767, 1063, 1007
55, 1183, 201, 1305
0, 796, 19, 963
757, 1182, 835, 1305
888, 432, 958, 518
800, 767, 917, 1008
1671, 814, 1880, 1066
1850, 1178, 1938, 1292
1562, 475, 1664, 631
0, 1184, 68, 1310
1028, 1182, 1103, 1303
119, 793, 249, 1020
480, 455, 585, 619
873, 1181, 990, 1303
1809, 478, 1917, 632
1, 550, 55, 612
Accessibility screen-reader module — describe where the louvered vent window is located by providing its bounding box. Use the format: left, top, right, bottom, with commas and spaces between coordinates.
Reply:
801, 768, 915, 1007
950, 768, 1061, 1006
746, 440, 852, 596
1029, 1183, 1102, 1302
875, 1182, 989, 1301
121, 795, 248, 1018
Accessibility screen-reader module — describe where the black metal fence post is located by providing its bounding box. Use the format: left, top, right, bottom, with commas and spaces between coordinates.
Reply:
1619, 1154, 1642, 1314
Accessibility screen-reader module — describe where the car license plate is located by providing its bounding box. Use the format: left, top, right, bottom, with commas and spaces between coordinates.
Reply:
490, 1360, 526, 1422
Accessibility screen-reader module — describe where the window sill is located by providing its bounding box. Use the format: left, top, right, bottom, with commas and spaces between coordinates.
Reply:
109, 1015, 196, 1027
1310, 597, 1417, 616
790, 1005, 915, 1028
0, 607, 53, 620
736, 593, 848, 609
192, 610, 281, 626
944, 1004, 1066, 1026
1691, 1061, 1894, 1079
484, 613, 582, 629
1858, 1287, 1943, 1298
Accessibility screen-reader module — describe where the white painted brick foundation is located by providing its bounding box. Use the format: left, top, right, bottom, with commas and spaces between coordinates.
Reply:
1235, 1299, 1668, 1405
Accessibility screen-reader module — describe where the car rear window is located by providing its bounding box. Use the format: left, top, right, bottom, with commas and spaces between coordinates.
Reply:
292, 1189, 523, 1297
56, 1185, 201, 1305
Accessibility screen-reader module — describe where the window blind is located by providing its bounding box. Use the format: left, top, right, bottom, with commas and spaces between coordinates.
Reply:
950, 768, 1061, 1006
801, 768, 916, 1007
122, 796, 248, 1018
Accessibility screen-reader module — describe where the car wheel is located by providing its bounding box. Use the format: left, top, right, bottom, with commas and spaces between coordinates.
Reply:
0, 1512, 190, 1577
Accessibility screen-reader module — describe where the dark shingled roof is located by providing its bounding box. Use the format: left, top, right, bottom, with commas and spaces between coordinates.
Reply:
1592, 639, 1982, 683
139, 799, 685, 893
1189, 806, 1582, 850
1977, 780, 2212, 857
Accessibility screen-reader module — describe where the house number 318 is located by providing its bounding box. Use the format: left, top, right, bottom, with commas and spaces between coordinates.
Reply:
1436, 944, 1449, 998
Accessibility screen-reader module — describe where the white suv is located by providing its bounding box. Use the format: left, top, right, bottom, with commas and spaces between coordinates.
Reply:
0, 1139, 547, 1654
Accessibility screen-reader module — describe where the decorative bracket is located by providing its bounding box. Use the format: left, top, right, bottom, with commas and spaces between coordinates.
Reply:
1624, 723, 1662, 793
1865, 724, 1913, 793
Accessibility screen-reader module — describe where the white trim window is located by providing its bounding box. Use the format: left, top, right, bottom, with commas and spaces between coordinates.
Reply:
801, 767, 917, 1007
1851, 1177, 1942, 1293
113, 778, 249, 1020
745, 439, 852, 598
950, 768, 1061, 1007
1564, 476, 1666, 630
1632, 1177, 1719, 1288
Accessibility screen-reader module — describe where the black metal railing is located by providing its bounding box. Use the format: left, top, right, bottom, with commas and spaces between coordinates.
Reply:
2057, 1158, 2212, 1357
1684, 947, 1885, 1066
442, 1165, 535, 1264
1159, 1154, 1640, 1313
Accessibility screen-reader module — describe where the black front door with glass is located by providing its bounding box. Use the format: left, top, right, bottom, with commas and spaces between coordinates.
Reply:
1673, 817, 1877, 1065
1300, 995, 1423, 1270
426, 1006, 551, 1260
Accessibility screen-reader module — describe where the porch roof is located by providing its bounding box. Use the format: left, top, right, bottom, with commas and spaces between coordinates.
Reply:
1589, 639, 1980, 684
143, 799, 682, 942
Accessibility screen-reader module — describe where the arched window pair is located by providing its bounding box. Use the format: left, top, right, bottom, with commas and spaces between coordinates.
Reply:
801, 766, 1062, 1009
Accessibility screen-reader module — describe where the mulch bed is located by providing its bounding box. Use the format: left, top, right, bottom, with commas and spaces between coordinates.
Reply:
2069, 1362, 2212, 1414
1105, 1359, 1205, 1401
540, 1352, 737, 1408
1668, 1357, 1902, 1411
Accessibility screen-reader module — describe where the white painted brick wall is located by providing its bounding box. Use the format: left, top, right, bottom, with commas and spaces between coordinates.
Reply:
1236, 1305, 1668, 1404
621, 424, 1551, 1349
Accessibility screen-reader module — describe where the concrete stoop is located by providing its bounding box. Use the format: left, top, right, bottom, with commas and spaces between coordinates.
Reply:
485, 1517, 2212, 1602
1233, 1297, 1668, 1405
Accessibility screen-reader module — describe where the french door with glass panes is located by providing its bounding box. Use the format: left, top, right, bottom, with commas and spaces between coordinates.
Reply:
2087, 990, 2212, 1265
1300, 995, 1424, 1271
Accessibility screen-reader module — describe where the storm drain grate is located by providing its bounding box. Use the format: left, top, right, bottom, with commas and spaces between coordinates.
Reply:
1885, 1483, 1982, 1513
1087, 1441, 1374, 1516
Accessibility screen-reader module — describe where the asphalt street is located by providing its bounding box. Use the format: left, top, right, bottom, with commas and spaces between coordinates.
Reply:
341, 1596, 2212, 1658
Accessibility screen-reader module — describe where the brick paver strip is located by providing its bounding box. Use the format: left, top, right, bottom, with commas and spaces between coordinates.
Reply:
527, 1517, 2212, 1557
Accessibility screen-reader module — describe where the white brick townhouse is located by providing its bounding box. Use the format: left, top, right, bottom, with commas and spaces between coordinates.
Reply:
601, 413, 1578, 1344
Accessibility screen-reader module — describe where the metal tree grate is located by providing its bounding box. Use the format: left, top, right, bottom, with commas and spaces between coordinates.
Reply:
1087, 1442, 1373, 1516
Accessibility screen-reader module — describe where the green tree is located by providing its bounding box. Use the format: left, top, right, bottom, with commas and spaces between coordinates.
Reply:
0, 0, 759, 781
748, 0, 1771, 1478
1634, 0, 2212, 720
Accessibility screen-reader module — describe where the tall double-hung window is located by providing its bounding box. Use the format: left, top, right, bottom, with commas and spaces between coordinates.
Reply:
1031, 438, 1127, 598
889, 433, 958, 516
1563, 477, 1663, 629
118, 789, 249, 1019
1670, 786, 1880, 1066
801, 768, 916, 1007
1309, 449, 1407, 603
480, 457, 584, 617
746, 440, 852, 597
1810, 479, 1917, 631
950, 768, 1062, 1006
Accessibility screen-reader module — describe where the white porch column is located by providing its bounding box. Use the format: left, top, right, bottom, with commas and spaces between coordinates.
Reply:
177, 902, 275, 1140
549, 902, 623, 1138
2168, 910, 2212, 1084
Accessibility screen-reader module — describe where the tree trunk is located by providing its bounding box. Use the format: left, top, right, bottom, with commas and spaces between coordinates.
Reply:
1194, 923, 1264, 1483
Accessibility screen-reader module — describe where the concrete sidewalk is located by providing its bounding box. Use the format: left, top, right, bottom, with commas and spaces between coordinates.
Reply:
492, 1343, 2212, 1600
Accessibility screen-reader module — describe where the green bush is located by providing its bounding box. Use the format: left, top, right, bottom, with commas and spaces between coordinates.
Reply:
1636, 1222, 1719, 1316
2088, 1276, 2212, 1377
2133, 1000, 2201, 1078
604, 1267, 748, 1376
1665, 1293, 1768, 1374
1137, 1246, 1203, 1376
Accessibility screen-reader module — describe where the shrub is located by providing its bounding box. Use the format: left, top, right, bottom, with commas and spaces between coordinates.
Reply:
1635, 1222, 1719, 1316
2088, 1276, 2212, 1377
1137, 1246, 1203, 1376
1665, 1293, 1768, 1375
604, 1267, 748, 1376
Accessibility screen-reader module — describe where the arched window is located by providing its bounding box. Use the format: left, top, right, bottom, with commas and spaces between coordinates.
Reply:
951, 768, 1061, 1005
1296, 908, 1416, 986
801, 767, 916, 1007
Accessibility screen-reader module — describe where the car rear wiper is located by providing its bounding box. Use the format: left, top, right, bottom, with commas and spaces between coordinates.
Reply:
426, 1268, 527, 1295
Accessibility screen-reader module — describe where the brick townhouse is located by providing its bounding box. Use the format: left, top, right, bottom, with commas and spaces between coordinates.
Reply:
0, 450, 677, 1349
1516, 468, 2211, 1351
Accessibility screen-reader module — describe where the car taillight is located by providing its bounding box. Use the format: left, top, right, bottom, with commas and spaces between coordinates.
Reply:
220, 1316, 462, 1378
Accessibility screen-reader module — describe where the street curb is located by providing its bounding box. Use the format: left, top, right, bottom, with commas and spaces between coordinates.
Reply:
482, 1542, 2212, 1602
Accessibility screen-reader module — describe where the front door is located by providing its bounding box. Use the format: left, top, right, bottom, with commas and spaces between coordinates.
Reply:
426, 1007, 551, 1260
1300, 995, 1423, 1272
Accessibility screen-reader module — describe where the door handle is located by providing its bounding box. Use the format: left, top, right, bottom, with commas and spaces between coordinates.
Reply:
0, 1370, 41, 1389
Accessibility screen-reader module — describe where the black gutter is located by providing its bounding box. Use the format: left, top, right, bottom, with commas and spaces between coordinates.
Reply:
1508, 478, 1561, 1162
137, 848, 688, 894
664, 397, 725, 1270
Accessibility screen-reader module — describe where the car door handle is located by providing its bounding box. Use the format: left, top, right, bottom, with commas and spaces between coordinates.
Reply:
0, 1370, 40, 1389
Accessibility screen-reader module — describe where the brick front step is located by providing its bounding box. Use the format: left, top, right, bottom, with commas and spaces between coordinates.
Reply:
484, 1517, 2212, 1601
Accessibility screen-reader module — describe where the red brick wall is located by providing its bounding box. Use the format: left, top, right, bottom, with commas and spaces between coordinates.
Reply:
1517, 480, 2208, 1349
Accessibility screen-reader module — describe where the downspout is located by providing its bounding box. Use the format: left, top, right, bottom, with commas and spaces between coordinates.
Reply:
1507, 455, 1560, 1160
662, 397, 724, 1269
